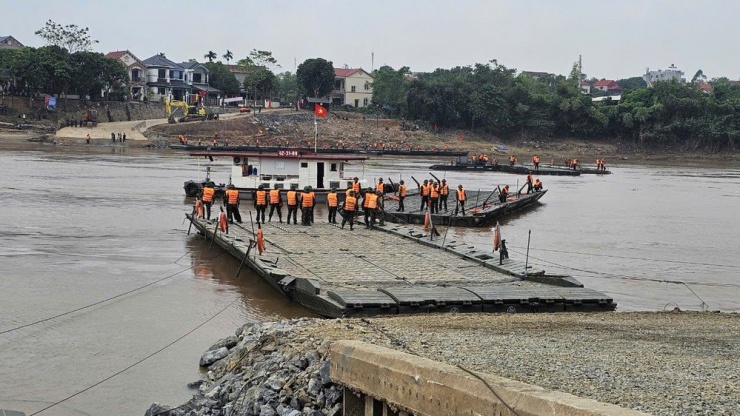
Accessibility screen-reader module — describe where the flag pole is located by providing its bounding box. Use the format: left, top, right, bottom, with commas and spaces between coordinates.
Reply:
314, 115, 318, 153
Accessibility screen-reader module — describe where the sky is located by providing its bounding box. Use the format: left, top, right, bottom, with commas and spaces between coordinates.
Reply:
1, 0, 738, 81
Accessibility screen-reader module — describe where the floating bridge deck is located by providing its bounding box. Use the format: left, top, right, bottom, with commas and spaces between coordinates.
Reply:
186, 215, 615, 317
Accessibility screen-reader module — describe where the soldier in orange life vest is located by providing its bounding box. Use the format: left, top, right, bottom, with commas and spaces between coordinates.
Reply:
419, 179, 430, 211
439, 179, 449, 212
526, 174, 534, 194
254, 185, 267, 224
455, 185, 466, 216
352, 177, 361, 197
533, 155, 540, 171
225, 184, 242, 223
509, 155, 517, 167
341, 190, 357, 230
286, 187, 298, 224
397, 180, 406, 212
363, 188, 379, 229
429, 182, 440, 214
499, 185, 510, 203
327, 187, 338, 224
268, 184, 283, 223
376, 178, 385, 196
300, 186, 314, 226
533, 179, 543, 192
201, 182, 215, 220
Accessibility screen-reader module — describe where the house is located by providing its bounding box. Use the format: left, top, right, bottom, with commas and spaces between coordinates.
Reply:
521, 71, 554, 80
225, 64, 248, 94
593, 79, 623, 95
105, 50, 148, 100
0, 35, 23, 50
643, 64, 685, 87
580, 81, 591, 94
697, 82, 713, 93
332, 68, 373, 108
180, 61, 220, 105
142, 54, 190, 101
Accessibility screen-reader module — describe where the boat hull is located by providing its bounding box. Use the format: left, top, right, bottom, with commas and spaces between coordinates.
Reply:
171, 144, 467, 157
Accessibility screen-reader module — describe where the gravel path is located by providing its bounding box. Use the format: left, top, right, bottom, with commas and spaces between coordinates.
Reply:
297, 312, 739, 415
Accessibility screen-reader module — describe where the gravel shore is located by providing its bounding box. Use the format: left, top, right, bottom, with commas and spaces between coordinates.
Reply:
149, 311, 738, 416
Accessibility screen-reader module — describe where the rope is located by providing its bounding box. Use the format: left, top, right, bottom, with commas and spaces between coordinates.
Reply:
29, 296, 241, 415
457, 365, 521, 416
0, 250, 227, 336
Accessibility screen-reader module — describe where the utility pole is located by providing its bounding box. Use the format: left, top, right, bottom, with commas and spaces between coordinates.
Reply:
371, 52, 374, 72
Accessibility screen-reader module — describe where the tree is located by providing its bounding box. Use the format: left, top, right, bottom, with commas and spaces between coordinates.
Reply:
243, 66, 276, 100
204, 51, 217, 63
205, 62, 240, 95
239, 49, 280, 70
691, 69, 707, 84
34, 20, 98, 53
223, 50, 233, 64
371, 65, 410, 114
296, 58, 335, 98
615, 77, 647, 91
276, 71, 299, 104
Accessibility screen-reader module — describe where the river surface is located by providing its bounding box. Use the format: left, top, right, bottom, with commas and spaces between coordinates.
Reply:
0, 145, 738, 415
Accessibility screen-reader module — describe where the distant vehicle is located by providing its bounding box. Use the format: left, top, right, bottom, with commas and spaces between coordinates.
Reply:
165, 99, 207, 123
239, 106, 251, 113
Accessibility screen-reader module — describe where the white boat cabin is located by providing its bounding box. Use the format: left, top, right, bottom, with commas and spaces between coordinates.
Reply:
193, 150, 369, 191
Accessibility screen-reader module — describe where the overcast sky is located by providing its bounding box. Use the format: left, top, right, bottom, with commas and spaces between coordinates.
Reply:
1, 0, 737, 80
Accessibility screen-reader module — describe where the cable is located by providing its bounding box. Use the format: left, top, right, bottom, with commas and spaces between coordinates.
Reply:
507, 245, 740, 270
0, 250, 228, 336
457, 365, 521, 416
29, 296, 241, 416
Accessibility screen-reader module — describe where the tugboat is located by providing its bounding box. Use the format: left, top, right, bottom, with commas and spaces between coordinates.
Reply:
183, 150, 371, 202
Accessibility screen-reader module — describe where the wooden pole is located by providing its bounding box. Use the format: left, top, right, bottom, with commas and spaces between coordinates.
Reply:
524, 230, 532, 277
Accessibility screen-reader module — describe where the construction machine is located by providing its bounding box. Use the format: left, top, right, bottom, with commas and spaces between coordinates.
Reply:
165, 98, 207, 123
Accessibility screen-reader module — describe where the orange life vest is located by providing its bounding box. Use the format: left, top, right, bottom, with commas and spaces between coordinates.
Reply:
345, 196, 357, 211
219, 211, 227, 232
287, 191, 297, 206
431, 185, 439, 198
501, 187, 509, 197
255, 190, 267, 205
533, 155, 540, 163
202, 187, 214, 203
456, 189, 466, 201
365, 193, 378, 209
440, 184, 449, 195
227, 189, 239, 204
399, 184, 406, 197
269, 189, 280, 204
327, 192, 338, 207
510, 156, 516, 162
534, 180, 542, 187
301, 192, 314, 208
376, 183, 384, 194
421, 185, 430, 196
352, 181, 361, 194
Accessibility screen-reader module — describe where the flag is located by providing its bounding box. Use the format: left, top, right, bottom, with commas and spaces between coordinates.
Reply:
315, 104, 327, 118
493, 222, 501, 251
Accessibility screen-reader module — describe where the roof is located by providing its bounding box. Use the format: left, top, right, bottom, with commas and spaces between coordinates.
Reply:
179, 61, 208, 71
189, 151, 368, 161
697, 82, 714, 92
0, 35, 23, 49
593, 79, 617, 87
334, 68, 360, 77
580, 81, 591, 86
142, 54, 181, 69
521, 71, 553, 78
192, 84, 221, 93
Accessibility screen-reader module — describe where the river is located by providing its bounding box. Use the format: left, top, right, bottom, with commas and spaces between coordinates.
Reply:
0, 145, 737, 415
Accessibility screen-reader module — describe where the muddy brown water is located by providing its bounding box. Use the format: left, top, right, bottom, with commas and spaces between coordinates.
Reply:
0, 145, 738, 415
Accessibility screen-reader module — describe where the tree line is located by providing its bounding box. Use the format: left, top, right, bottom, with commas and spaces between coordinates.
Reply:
370, 61, 739, 151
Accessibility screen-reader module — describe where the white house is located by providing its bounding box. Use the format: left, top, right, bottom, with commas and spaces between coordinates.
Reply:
105, 50, 147, 100
179, 61, 220, 105
331, 68, 373, 108
142, 54, 190, 101
643, 64, 685, 87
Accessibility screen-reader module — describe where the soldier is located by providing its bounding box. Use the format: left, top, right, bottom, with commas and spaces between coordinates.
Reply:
201, 182, 215, 220
455, 185, 467, 216
286, 186, 298, 224
254, 185, 267, 224
419, 179, 430, 211
300, 186, 314, 226
268, 184, 283, 223
327, 187, 338, 224
225, 184, 242, 223
341, 190, 357, 230
430, 182, 440, 214
397, 180, 406, 212
439, 179, 449, 212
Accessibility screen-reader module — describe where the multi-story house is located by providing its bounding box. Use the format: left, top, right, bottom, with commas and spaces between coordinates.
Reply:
643, 64, 686, 87
105, 50, 147, 100
331, 68, 373, 108
142, 54, 189, 101
593, 79, 623, 95
180, 61, 220, 105
0, 35, 23, 50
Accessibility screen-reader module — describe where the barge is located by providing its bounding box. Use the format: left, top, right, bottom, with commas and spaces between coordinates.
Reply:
170, 144, 468, 157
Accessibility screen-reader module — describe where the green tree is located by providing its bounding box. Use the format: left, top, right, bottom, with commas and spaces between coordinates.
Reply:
276, 71, 299, 104
34, 20, 98, 53
615, 76, 647, 91
296, 58, 335, 98
204, 51, 217, 63
223, 50, 233, 64
371, 65, 410, 114
205, 62, 240, 95
243, 66, 276, 101
239, 49, 280, 70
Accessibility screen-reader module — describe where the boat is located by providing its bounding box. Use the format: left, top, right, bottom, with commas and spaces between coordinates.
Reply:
170, 144, 468, 157
183, 150, 372, 202
363, 189, 547, 227
430, 160, 581, 176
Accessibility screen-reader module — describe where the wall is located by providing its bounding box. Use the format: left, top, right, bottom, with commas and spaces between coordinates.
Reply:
344, 72, 373, 108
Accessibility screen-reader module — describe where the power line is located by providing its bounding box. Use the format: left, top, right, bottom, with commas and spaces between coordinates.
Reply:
29, 296, 241, 415
0, 251, 227, 336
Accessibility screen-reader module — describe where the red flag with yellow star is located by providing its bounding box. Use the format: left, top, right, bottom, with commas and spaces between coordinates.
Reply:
314, 104, 327, 118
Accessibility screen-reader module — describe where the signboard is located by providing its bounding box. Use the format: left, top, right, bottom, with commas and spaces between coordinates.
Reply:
224, 97, 244, 103
45, 96, 56, 111
277, 150, 300, 157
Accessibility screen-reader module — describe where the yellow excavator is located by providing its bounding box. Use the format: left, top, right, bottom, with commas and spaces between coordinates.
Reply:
165, 98, 207, 123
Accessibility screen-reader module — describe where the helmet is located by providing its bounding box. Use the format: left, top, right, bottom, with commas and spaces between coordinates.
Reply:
367, 187, 373, 191
331, 187, 337, 191
207, 182, 215, 187
258, 185, 264, 190
378, 178, 383, 182
458, 184, 463, 189
399, 180, 404, 184
441, 179, 446, 182
304, 186, 310, 191
423, 179, 428, 183
227, 184, 235, 188
348, 190, 355, 196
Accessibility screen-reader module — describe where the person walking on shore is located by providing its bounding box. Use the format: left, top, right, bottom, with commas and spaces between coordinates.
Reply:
533, 155, 540, 171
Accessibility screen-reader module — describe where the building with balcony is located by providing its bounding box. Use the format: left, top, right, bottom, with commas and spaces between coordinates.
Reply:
141, 54, 191, 101
179, 61, 220, 105
105, 50, 148, 100
331, 68, 373, 108
643, 64, 686, 87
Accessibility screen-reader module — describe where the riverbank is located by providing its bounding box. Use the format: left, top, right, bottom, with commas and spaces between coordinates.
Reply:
148, 311, 739, 416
